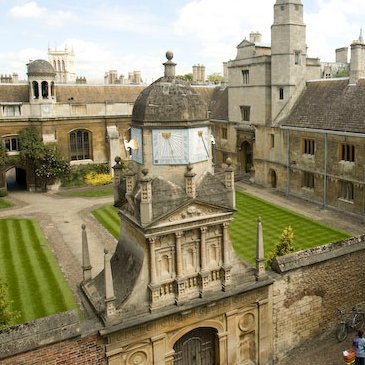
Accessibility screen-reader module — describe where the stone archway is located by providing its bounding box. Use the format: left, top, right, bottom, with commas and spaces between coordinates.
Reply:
269, 169, 277, 188
5, 166, 27, 191
240, 141, 253, 173
173, 327, 218, 365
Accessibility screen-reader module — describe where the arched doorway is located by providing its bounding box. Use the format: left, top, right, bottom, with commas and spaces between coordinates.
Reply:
6, 167, 27, 191
269, 169, 277, 188
173, 327, 218, 365
240, 141, 252, 173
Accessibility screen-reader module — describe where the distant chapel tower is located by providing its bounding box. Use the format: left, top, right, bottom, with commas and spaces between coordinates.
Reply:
48, 45, 76, 83
271, 0, 307, 123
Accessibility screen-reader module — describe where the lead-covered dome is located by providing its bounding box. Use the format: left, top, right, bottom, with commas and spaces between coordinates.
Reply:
27, 59, 56, 77
132, 52, 208, 123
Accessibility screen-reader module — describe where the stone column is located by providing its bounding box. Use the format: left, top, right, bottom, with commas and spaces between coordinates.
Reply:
257, 296, 273, 365
104, 249, 116, 318
218, 331, 229, 365
185, 164, 196, 198
224, 158, 235, 208
199, 227, 209, 295
256, 217, 268, 281
149, 237, 157, 285
221, 222, 232, 290
226, 310, 238, 365
140, 168, 153, 226
81, 224, 92, 282
112, 156, 123, 205
175, 232, 183, 278
152, 334, 167, 365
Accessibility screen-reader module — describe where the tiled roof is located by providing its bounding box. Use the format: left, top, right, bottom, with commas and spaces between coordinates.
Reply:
209, 87, 228, 120
56, 84, 145, 103
282, 79, 365, 133
0, 84, 29, 103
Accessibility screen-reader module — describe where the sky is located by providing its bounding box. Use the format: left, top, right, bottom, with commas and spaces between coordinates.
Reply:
1, 0, 365, 84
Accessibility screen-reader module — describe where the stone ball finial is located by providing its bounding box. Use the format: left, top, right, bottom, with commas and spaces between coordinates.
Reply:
81, 224, 86, 230
226, 157, 232, 166
187, 163, 193, 172
104, 248, 109, 255
114, 156, 121, 163
141, 168, 149, 176
166, 51, 174, 61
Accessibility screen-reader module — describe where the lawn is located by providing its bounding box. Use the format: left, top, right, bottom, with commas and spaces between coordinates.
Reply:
0, 198, 12, 209
58, 185, 113, 198
92, 191, 351, 264
0, 218, 77, 325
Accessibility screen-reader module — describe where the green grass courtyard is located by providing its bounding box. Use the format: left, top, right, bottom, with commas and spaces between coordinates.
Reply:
93, 191, 351, 264
0, 190, 351, 327
0, 218, 77, 326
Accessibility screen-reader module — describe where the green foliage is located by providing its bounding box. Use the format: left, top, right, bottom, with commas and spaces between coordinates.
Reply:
0, 278, 20, 329
0, 143, 9, 169
18, 128, 70, 190
266, 226, 295, 268
207, 73, 224, 84
61, 163, 109, 187
336, 68, 350, 78
35, 143, 70, 190
84, 172, 112, 186
177, 73, 193, 81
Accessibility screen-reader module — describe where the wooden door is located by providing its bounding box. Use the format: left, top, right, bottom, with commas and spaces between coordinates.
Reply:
173, 327, 217, 365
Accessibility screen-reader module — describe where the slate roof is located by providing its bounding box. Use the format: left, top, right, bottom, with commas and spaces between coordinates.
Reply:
27, 59, 55, 76
281, 79, 365, 133
56, 84, 145, 103
0, 84, 29, 103
209, 87, 228, 121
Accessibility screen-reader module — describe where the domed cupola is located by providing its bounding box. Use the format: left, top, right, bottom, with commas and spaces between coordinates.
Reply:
132, 51, 208, 123
129, 51, 213, 186
27, 59, 56, 104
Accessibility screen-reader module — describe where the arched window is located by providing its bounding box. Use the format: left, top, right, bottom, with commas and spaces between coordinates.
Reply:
50, 82, 55, 97
32, 81, 39, 98
69, 129, 92, 161
58, 60, 61, 71
41, 81, 48, 98
62, 60, 65, 71
53, 60, 57, 70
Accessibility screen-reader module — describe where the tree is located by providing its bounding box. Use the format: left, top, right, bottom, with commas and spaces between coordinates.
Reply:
19, 127, 70, 191
207, 73, 224, 84
35, 143, 70, 191
0, 278, 20, 329
266, 225, 295, 268
0, 142, 9, 169
177, 73, 193, 81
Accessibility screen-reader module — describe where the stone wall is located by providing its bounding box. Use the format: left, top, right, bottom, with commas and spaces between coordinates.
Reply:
271, 235, 365, 363
0, 310, 106, 364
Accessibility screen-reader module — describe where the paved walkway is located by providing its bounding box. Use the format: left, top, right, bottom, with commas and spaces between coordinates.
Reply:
1, 184, 364, 364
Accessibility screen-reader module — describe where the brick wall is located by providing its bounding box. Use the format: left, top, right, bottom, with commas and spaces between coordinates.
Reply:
272, 235, 365, 363
0, 334, 105, 365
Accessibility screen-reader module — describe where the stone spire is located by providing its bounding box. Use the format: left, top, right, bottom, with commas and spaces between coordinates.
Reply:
104, 249, 116, 318
163, 51, 176, 77
256, 217, 268, 281
81, 224, 92, 282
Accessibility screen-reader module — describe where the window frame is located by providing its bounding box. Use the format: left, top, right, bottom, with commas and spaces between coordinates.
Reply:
242, 70, 249, 84
340, 180, 354, 202
303, 172, 315, 190
69, 129, 93, 161
303, 138, 315, 155
240, 105, 251, 122
340, 143, 355, 162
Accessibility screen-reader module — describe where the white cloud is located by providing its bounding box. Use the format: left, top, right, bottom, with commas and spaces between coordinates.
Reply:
9, 1, 46, 19
9, 1, 77, 26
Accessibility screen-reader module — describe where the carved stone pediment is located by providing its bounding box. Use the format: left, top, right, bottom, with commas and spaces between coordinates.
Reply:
155, 201, 232, 226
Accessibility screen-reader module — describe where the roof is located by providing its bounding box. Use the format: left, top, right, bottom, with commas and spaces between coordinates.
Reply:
27, 59, 55, 76
55, 84, 145, 103
209, 87, 228, 120
132, 76, 208, 123
282, 79, 365, 133
0, 84, 29, 103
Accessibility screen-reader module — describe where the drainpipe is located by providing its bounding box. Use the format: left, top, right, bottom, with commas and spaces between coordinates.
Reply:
286, 130, 290, 197
323, 133, 328, 209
